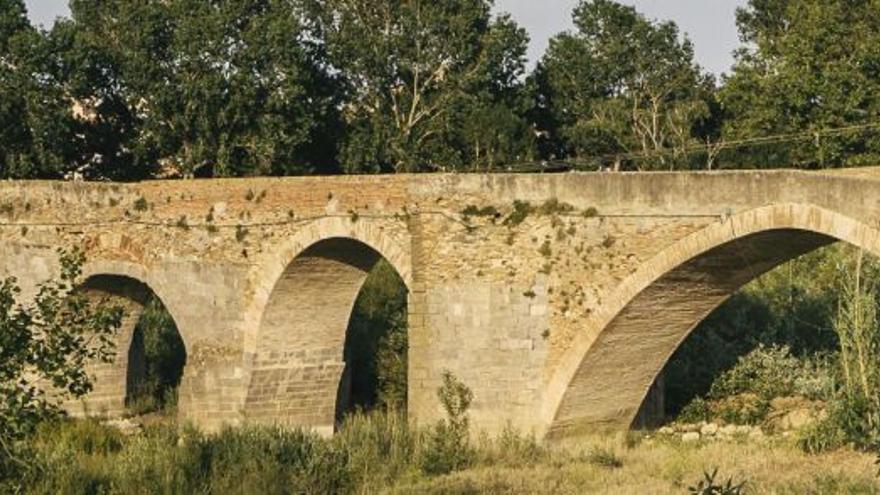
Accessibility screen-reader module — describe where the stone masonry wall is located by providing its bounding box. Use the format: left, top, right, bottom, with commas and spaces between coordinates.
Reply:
2, 170, 880, 437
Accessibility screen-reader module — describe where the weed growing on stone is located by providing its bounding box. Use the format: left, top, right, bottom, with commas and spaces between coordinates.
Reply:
539, 241, 553, 257
133, 197, 149, 212
582, 206, 599, 218
503, 200, 534, 227
235, 225, 249, 242
539, 198, 575, 216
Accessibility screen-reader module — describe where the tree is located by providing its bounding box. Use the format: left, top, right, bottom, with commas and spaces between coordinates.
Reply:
59, 0, 341, 179
307, 0, 533, 172
533, 0, 715, 170
0, 1, 81, 179
720, 0, 880, 169
0, 249, 122, 476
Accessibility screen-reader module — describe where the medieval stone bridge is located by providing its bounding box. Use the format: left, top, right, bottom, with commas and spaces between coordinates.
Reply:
2, 169, 879, 439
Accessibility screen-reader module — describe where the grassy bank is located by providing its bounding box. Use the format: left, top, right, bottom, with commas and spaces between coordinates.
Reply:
401, 439, 878, 494
8, 413, 878, 494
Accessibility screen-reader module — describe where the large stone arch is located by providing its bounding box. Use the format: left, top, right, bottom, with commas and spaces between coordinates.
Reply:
242, 217, 411, 434
544, 203, 880, 438
67, 261, 188, 418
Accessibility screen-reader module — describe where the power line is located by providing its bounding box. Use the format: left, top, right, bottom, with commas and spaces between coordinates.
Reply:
498, 120, 880, 172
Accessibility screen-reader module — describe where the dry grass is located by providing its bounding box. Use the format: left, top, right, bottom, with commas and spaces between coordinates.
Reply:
391, 435, 879, 494
14, 416, 879, 494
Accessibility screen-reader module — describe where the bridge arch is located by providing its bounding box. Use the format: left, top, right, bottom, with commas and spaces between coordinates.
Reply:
544, 203, 880, 438
243, 217, 411, 434
68, 262, 188, 418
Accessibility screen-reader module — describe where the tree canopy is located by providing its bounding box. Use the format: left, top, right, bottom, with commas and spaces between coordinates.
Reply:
719, 0, 880, 169
307, 0, 533, 173
3, 0, 880, 178
532, 0, 716, 171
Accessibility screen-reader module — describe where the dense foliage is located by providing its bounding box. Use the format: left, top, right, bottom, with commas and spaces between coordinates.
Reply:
6, 0, 880, 177
719, 0, 880, 169
532, 0, 716, 170
306, 0, 534, 172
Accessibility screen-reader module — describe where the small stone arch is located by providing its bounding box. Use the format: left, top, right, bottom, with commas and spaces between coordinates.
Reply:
242, 217, 411, 434
66, 262, 188, 419
544, 203, 880, 438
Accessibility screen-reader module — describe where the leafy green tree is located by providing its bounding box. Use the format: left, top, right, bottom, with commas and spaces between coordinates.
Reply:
720, 0, 880, 169
0, 1, 81, 179
533, 0, 716, 170
307, 0, 533, 172
0, 249, 122, 476
0, 0, 28, 56
61, 0, 341, 179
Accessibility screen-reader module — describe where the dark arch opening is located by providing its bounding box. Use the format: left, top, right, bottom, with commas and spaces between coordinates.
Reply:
126, 296, 187, 415
338, 259, 409, 419
78, 275, 186, 418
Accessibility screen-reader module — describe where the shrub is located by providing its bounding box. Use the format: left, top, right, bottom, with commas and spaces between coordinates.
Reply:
708, 344, 822, 401
420, 371, 475, 475
334, 411, 417, 489
0, 249, 123, 484
688, 468, 746, 495
26, 423, 352, 495
190, 426, 352, 494
678, 397, 711, 424
585, 447, 623, 469
126, 297, 186, 415
345, 260, 408, 412
475, 425, 545, 468
677, 345, 832, 426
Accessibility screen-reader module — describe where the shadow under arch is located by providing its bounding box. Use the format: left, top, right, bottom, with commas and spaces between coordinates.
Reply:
243, 235, 409, 435
66, 271, 187, 419
544, 203, 880, 439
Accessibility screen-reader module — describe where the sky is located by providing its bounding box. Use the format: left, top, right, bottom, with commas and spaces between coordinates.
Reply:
24, 0, 747, 76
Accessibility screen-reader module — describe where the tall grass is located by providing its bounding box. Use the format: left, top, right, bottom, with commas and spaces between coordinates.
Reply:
801, 250, 880, 452
9, 411, 880, 494
10, 373, 552, 494
20, 420, 352, 494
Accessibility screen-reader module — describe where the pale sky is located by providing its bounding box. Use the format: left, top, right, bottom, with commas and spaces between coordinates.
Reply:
25, 0, 747, 76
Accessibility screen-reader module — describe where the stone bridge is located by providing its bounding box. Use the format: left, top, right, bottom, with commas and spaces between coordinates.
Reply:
2, 169, 879, 439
